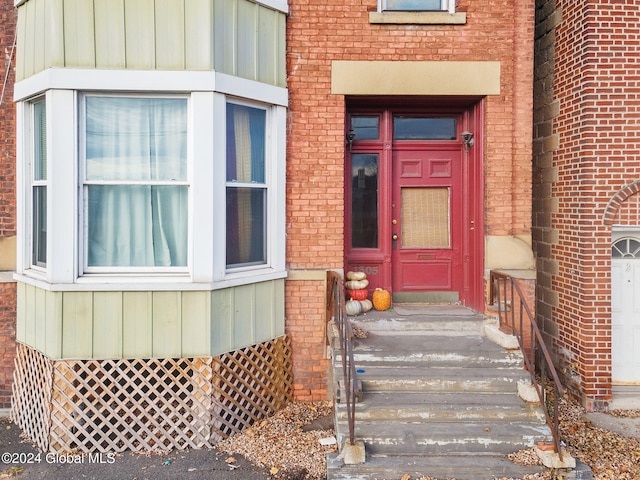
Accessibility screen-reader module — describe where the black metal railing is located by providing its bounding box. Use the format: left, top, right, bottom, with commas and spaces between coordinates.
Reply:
489, 270, 564, 460
327, 272, 360, 446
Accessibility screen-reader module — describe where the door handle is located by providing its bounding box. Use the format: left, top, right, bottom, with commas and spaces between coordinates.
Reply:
392, 234, 398, 241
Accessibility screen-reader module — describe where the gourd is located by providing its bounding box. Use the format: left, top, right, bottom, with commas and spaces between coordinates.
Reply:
360, 299, 373, 313
345, 279, 369, 290
345, 299, 363, 316
346, 289, 369, 301
346, 271, 367, 281
372, 288, 391, 311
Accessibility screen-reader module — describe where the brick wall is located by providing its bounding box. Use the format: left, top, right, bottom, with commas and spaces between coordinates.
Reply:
0, 0, 16, 410
286, 0, 534, 399
534, 0, 640, 409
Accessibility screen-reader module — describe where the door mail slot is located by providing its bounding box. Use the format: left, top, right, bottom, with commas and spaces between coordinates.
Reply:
418, 254, 435, 259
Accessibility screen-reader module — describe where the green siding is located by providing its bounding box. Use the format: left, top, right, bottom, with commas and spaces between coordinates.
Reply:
17, 280, 285, 360
16, 0, 286, 87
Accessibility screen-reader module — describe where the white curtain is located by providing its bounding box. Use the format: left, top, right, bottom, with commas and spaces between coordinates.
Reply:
85, 97, 188, 267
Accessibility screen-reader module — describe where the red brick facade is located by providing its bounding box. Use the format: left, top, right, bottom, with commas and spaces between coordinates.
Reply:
286, 0, 535, 399
0, 0, 16, 410
534, 0, 640, 409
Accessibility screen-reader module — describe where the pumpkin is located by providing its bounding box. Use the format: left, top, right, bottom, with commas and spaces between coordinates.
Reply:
346, 271, 367, 281
346, 288, 369, 301
345, 279, 369, 290
345, 299, 363, 316
372, 288, 391, 311
360, 299, 373, 313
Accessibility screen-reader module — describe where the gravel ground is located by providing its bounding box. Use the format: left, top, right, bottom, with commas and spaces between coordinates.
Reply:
1, 396, 640, 480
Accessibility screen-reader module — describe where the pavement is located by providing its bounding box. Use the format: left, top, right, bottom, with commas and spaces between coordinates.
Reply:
0, 417, 270, 480
585, 411, 640, 438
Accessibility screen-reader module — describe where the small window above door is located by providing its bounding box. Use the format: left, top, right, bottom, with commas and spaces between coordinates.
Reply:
393, 116, 457, 140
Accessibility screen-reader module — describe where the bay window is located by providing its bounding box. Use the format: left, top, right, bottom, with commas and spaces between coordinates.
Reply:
16, 72, 286, 287
82, 96, 188, 271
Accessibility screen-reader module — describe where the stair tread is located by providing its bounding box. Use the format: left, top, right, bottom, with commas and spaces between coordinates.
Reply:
327, 453, 547, 480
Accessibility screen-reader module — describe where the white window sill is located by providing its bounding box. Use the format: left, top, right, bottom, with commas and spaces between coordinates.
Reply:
14, 270, 288, 292
369, 11, 466, 25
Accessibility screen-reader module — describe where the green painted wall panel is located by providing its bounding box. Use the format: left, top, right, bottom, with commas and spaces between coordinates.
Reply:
181, 291, 210, 357
124, 0, 156, 69
233, 284, 256, 347
152, 291, 182, 358
17, 0, 286, 85
44, 290, 63, 359
213, 0, 236, 74
63, 0, 96, 67
122, 292, 153, 358
16, 282, 26, 344
155, 0, 186, 70
94, 0, 126, 69
185, 0, 213, 70
210, 287, 233, 354
61, 292, 93, 358
257, 7, 277, 85
17, 280, 285, 360
93, 292, 123, 358
237, 0, 257, 80
33, 287, 47, 353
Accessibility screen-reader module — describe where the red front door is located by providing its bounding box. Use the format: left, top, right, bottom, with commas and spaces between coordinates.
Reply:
345, 101, 483, 309
391, 147, 463, 299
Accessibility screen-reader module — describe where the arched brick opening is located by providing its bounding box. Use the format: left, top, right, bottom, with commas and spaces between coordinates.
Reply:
604, 180, 640, 226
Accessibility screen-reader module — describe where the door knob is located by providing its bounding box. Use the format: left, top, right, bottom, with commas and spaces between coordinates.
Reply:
392, 234, 398, 241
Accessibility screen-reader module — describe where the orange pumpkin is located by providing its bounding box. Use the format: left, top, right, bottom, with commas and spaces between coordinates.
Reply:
372, 288, 391, 311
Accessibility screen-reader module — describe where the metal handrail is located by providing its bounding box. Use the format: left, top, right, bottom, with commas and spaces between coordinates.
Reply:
327, 272, 360, 445
489, 270, 564, 460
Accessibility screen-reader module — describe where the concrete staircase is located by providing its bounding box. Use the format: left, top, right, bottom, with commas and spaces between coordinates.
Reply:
327, 306, 551, 480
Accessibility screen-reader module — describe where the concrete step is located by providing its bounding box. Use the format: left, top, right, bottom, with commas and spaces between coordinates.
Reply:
350, 309, 487, 336
341, 421, 551, 456
335, 392, 546, 423
345, 334, 524, 368
351, 365, 528, 393
327, 453, 547, 480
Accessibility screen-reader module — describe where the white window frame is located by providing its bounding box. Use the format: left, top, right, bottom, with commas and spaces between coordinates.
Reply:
24, 97, 48, 274
78, 93, 192, 276
14, 69, 288, 291
377, 0, 455, 13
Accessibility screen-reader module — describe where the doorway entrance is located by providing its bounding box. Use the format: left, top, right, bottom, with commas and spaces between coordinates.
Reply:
344, 99, 483, 310
611, 233, 640, 385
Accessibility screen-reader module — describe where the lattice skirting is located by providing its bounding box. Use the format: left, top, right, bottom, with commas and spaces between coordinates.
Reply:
10, 336, 293, 453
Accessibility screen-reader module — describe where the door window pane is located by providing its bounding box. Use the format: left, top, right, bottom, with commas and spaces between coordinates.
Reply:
84, 96, 188, 268
393, 116, 457, 140
351, 154, 378, 248
401, 187, 450, 248
351, 116, 380, 140
226, 103, 267, 267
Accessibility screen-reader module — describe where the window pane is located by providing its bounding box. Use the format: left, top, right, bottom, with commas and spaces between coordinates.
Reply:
393, 116, 457, 140
226, 187, 266, 267
386, 0, 442, 10
401, 187, 450, 248
226, 103, 266, 183
32, 186, 46, 266
351, 116, 379, 140
351, 154, 378, 248
85, 97, 187, 181
33, 100, 46, 181
87, 185, 187, 267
